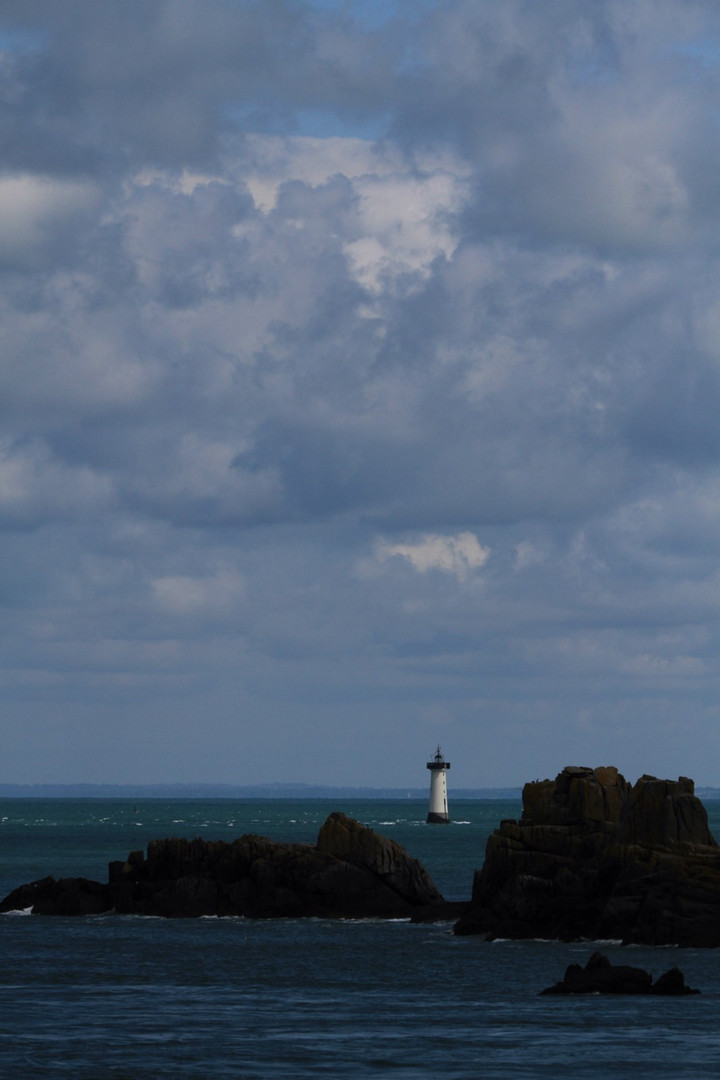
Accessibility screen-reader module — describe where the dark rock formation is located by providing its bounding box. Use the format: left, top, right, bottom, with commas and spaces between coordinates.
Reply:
317, 811, 440, 906
540, 951, 700, 995
454, 765, 720, 946
0, 875, 113, 916
0, 812, 458, 921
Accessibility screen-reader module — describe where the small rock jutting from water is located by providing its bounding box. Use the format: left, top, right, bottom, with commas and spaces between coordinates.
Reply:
539, 952, 700, 996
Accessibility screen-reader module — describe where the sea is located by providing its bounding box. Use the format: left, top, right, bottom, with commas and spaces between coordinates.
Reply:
3, 796, 720, 1079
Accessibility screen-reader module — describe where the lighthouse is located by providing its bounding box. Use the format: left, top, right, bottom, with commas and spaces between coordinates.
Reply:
426, 746, 451, 823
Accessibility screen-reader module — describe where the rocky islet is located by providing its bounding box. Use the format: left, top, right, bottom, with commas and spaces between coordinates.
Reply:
454, 765, 720, 946
539, 951, 700, 996
0, 810, 460, 921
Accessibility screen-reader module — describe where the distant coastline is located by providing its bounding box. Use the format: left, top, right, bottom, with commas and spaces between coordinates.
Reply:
3, 781, 717, 800
0, 782, 524, 800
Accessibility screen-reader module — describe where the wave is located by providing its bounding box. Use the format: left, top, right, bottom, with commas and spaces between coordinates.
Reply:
488, 936, 624, 946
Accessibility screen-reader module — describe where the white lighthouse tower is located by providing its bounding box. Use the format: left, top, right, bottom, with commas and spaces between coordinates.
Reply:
426, 746, 450, 823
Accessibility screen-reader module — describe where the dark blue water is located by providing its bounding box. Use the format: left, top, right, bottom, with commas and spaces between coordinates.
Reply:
2, 798, 720, 1078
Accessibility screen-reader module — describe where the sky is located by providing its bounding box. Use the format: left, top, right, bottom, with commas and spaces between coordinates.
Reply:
3, 0, 720, 790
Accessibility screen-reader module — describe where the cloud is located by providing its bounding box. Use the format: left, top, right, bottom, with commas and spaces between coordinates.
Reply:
343, 169, 470, 293
4, 1, 720, 787
0, 175, 100, 268
0, 0, 393, 173
151, 568, 245, 616
403, 0, 720, 254
0, 440, 112, 526
376, 532, 490, 580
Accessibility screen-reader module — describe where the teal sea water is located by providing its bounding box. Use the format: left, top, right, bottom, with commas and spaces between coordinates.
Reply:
2, 797, 720, 1079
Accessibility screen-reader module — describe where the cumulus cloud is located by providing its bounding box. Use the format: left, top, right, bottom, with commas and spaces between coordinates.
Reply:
343, 169, 470, 293
376, 532, 490, 580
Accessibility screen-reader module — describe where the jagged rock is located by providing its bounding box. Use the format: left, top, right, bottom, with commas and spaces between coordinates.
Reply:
454, 765, 720, 946
1, 813, 454, 921
650, 966, 700, 996
317, 812, 442, 906
540, 952, 700, 995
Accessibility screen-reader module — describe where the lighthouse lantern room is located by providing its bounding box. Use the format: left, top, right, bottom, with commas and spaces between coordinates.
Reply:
426, 746, 451, 823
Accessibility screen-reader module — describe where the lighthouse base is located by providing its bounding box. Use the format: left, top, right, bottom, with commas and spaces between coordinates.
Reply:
426, 812, 450, 824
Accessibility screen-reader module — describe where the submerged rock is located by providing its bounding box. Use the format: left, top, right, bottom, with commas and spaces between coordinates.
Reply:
454, 765, 720, 946
540, 951, 700, 996
0, 812, 458, 921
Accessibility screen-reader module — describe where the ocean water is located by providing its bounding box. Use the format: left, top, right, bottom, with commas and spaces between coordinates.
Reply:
2, 797, 720, 1079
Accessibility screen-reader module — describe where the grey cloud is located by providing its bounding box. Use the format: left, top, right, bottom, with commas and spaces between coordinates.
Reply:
0, 0, 392, 174
4, 1, 720, 787
120, 180, 257, 308
402, 1, 720, 255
